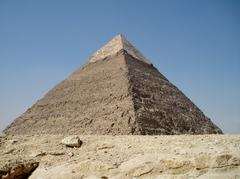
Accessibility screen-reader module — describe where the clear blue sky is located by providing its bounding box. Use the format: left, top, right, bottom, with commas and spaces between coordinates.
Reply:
0, 0, 239, 133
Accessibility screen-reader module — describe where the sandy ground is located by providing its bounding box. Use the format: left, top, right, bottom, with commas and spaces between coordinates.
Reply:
0, 134, 240, 179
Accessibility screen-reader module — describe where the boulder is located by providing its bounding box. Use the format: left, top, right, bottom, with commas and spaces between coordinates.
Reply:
61, 136, 82, 148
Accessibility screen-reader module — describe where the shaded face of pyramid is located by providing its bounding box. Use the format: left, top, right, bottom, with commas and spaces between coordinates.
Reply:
4, 35, 223, 135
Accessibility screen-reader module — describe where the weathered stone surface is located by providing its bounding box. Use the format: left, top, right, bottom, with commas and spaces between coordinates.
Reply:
61, 136, 82, 148
0, 135, 239, 179
3, 35, 222, 135
0, 160, 39, 179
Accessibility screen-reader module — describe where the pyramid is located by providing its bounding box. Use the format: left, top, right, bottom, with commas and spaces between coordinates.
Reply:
4, 35, 223, 135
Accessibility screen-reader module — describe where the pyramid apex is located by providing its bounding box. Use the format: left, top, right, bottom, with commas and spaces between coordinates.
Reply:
114, 33, 125, 39
115, 33, 124, 37
88, 35, 151, 64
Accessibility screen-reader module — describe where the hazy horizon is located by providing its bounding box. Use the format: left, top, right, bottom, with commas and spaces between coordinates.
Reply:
0, 0, 239, 133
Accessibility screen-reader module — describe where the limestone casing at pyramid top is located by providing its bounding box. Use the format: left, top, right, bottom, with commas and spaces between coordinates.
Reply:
88, 34, 152, 65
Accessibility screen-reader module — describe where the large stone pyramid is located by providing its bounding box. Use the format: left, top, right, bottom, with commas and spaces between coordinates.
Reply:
4, 35, 222, 135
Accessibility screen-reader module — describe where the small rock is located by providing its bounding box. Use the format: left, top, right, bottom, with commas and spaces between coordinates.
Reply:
68, 152, 74, 157
48, 151, 65, 156
61, 136, 82, 148
131, 165, 153, 177
127, 145, 132, 149
30, 151, 46, 158
8, 139, 18, 145
3, 149, 15, 155
97, 144, 114, 150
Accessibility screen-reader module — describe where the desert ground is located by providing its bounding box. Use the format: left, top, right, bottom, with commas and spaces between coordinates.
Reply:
0, 134, 240, 179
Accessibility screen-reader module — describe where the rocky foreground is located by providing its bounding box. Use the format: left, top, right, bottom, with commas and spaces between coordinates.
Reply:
0, 134, 240, 179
